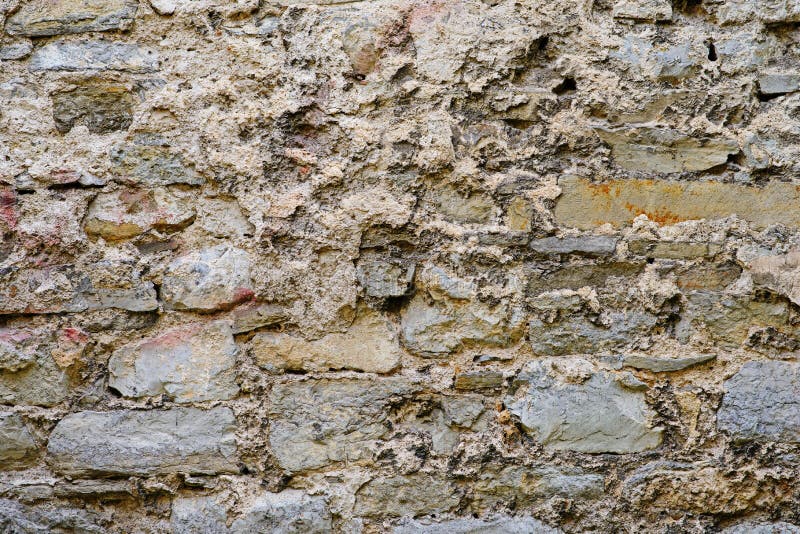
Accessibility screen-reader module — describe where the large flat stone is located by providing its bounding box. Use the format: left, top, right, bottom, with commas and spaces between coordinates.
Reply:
30, 41, 158, 72
109, 321, 239, 402
717, 361, 800, 443
47, 407, 238, 476
529, 312, 658, 356
268, 378, 420, 472
51, 82, 134, 134
354, 474, 460, 517
5, 0, 138, 36
252, 308, 400, 374
394, 515, 561, 533
0, 499, 104, 533
555, 176, 800, 230
230, 490, 332, 533
506, 360, 663, 453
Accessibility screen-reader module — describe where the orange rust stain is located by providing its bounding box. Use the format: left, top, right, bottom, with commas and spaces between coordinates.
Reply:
623, 203, 685, 225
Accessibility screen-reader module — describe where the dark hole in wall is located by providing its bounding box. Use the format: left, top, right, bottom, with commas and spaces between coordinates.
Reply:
553, 77, 577, 95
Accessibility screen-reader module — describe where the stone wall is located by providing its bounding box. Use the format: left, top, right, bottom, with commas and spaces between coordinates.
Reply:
1, 0, 799, 531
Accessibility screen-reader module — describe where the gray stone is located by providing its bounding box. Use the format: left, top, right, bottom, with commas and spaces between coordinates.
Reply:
0, 265, 90, 314
5, 0, 138, 36
30, 41, 159, 73
715, 0, 800, 24
229, 302, 288, 334
722, 522, 800, 534
506, 360, 663, 453
161, 245, 253, 312
172, 496, 228, 534
51, 82, 134, 134
268, 378, 420, 472
717, 361, 800, 443
529, 235, 618, 256
230, 490, 332, 534
595, 127, 738, 173
758, 74, 800, 96
253, 308, 400, 374
109, 320, 239, 402
527, 262, 643, 295
0, 39, 33, 60
628, 240, 720, 259
746, 250, 800, 306
529, 312, 658, 356
84, 261, 159, 312
47, 407, 238, 476
54, 479, 134, 498
0, 330, 70, 407
357, 258, 414, 298
612, 0, 672, 21
0, 414, 37, 468
621, 354, 716, 372
354, 474, 460, 517
474, 465, 604, 508
110, 139, 204, 186
0, 499, 104, 533
394, 515, 561, 534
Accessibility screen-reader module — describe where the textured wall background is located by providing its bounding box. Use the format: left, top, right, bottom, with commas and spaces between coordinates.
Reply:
1, 0, 800, 531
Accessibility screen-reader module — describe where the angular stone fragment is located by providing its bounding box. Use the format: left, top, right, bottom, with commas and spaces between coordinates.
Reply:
394, 515, 561, 534
47, 407, 238, 476
628, 239, 720, 259
715, 0, 800, 24
161, 245, 253, 311
527, 262, 643, 295
746, 249, 800, 306
0, 340, 34, 372
506, 360, 663, 453
30, 41, 159, 73
473, 465, 604, 509
268, 378, 420, 472
555, 176, 800, 230
454, 370, 504, 390
529, 312, 658, 356
84, 188, 195, 241
252, 309, 400, 373
613, 0, 672, 21
357, 258, 414, 298
717, 361, 800, 443
109, 321, 239, 402
6, 0, 138, 36
529, 235, 618, 256
0, 414, 37, 467
621, 354, 716, 372
401, 266, 524, 356
354, 474, 460, 517
83, 260, 159, 312
230, 490, 332, 533
0, 265, 90, 314
0, 499, 104, 533
758, 74, 800, 96
0, 330, 70, 407
0, 39, 33, 60
51, 83, 134, 134
110, 139, 204, 186
595, 127, 738, 173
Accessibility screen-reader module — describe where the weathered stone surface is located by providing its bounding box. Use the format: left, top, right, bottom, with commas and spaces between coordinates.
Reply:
555, 177, 800, 230
354, 474, 460, 517
622, 461, 759, 514
722, 522, 800, 534
527, 262, 643, 295
230, 490, 332, 534
0, 39, 33, 60
758, 74, 800, 96
253, 308, 400, 373
0, 414, 37, 468
715, 0, 800, 24
454, 370, 504, 390
172, 496, 228, 534
717, 361, 800, 443
401, 266, 524, 356
595, 127, 738, 173
0, 499, 104, 533
229, 302, 288, 334
5, 0, 138, 36
0, 340, 34, 373
506, 360, 663, 453
628, 239, 720, 259
268, 378, 420, 472
746, 249, 800, 306
84, 188, 195, 241
394, 515, 561, 534
109, 321, 239, 402
161, 245, 253, 311
51, 82, 134, 134
529, 235, 618, 256
110, 139, 204, 186
474, 465, 604, 508
357, 258, 415, 298
612, 0, 672, 21
529, 312, 658, 355
621, 354, 716, 372
30, 41, 158, 72
47, 407, 238, 476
